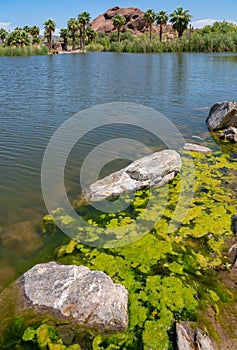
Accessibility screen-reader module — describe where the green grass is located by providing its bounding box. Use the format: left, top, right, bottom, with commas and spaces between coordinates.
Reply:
0, 45, 49, 57
86, 31, 237, 53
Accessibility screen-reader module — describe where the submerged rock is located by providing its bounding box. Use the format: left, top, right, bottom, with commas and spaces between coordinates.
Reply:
183, 143, 213, 154
0, 221, 43, 257
0, 262, 128, 334
206, 101, 237, 131
231, 214, 237, 235
85, 150, 181, 203
228, 244, 237, 267
176, 322, 215, 350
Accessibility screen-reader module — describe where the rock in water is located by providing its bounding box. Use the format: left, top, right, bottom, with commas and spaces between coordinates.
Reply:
176, 322, 194, 350
220, 126, 237, 142
183, 143, 213, 154
85, 150, 181, 203
231, 214, 237, 235
176, 322, 214, 350
206, 101, 237, 131
0, 262, 128, 335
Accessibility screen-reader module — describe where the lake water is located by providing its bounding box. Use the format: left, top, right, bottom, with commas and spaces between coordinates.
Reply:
1, 52, 237, 287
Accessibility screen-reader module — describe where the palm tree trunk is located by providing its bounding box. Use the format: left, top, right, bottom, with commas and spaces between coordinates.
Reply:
49, 32, 52, 50
82, 23, 85, 51
79, 28, 82, 50
117, 27, 120, 43
149, 23, 152, 41
72, 34, 75, 51
160, 25, 163, 42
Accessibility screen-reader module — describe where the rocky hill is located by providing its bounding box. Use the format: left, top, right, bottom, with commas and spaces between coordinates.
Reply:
90, 6, 175, 39
90, 6, 147, 34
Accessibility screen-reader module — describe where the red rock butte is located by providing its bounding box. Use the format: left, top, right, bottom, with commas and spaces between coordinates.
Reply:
90, 6, 175, 38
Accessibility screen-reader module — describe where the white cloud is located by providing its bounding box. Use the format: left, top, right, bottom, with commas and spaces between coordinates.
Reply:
192, 18, 237, 29
39, 27, 60, 37
54, 28, 60, 37
191, 18, 217, 29
0, 22, 11, 31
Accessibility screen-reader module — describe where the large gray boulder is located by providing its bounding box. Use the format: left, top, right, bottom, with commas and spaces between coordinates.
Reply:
85, 150, 181, 203
206, 101, 237, 131
0, 262, 128, 338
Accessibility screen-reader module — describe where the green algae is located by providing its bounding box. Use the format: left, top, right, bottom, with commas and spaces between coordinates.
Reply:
3, 150, 237, 349
21, 324, 82, 350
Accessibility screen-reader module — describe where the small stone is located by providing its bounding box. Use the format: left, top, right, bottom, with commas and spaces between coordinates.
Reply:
230, 153, 237, 161
220, 127, 237, 143
228, 244, 237, 266
231, 215, 237, 235
183, 143, 213, 154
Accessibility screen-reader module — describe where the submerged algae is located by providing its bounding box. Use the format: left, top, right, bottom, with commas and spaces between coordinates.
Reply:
6, 151, 237, 349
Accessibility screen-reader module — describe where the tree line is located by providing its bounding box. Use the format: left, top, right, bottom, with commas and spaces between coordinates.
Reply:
0, 7, 237, 55
112, 7, 192, 43
0, 8, 191, 50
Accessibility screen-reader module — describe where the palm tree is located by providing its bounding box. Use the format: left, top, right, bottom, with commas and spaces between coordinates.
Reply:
6, 29, 30, 47
0, 28, 8, 43
30, 26, 40, 45
112, 14, 126, 43
67, 18, 79, 51
60, 28, 68, 50
30, 25, 40, 37
169, 7, 192, 38
43, 19, 56, 49
144, 9, 156, 41
78, 12, 91, 50
156, 10, 169, 42
23, 25, 31, 33
86, 26, 96, 44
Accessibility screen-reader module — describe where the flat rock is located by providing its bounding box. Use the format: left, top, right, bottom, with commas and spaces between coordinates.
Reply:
0, 221, 43, 257
0, 262, 128, 334
183, 143, 213, 154
85, 150, 181, 203
206, 101, 237, 131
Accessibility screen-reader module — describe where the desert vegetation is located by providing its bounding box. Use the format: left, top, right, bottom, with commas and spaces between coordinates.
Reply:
0, 7, 236, 56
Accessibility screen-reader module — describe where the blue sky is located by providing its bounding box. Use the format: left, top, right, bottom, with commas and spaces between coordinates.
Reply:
1, 0, 237, 32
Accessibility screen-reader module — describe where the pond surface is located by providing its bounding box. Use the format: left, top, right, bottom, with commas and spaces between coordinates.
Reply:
0, 52, 237, 286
